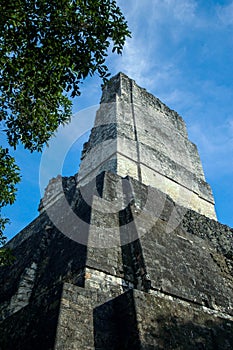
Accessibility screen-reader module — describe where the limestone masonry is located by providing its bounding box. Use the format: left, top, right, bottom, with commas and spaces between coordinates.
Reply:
0, 73, 232, 349
78, 73, 216, 220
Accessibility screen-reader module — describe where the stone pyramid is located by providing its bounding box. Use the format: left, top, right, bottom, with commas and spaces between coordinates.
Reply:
0, 73, 232, 349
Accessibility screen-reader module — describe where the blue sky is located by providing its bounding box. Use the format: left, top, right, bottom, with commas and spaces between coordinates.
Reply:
2, 0, 233, 240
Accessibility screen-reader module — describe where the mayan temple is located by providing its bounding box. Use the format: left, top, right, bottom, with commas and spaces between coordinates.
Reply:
0, 73, 232, 349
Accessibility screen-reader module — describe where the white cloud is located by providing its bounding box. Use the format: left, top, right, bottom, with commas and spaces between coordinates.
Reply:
38, 104, 98, 192
217, 1, 233, 26
113, 0, 223, 92
114, 40, 150, 86
229, 119, 233, 133
160, 88, 201, 112
188, 119, 233, 177
163, 0, 197, 23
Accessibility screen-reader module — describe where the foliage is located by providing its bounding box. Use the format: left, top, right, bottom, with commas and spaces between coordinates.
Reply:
0, 147, 20, 264
0, 0, 130, 262
0, 147, 21, 208
0, 0, 130, 151
0, 247, 16, 266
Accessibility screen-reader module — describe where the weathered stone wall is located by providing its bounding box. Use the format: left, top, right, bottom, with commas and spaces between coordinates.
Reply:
1, 73, 232, 349
133, 289, 233, 349
0, 284, 63, 350
116, 174, 233, 315
55, 282, 127, 350
0, 171, 232, 349
94, 288, 233, 350
77, 73, 216, 219
0, 218, 87, 325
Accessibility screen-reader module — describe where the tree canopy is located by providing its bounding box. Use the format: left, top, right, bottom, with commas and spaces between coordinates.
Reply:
0, 147, 20, 264
0, 0, 130, 263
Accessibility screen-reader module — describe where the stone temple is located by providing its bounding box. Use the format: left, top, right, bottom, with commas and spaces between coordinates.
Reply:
0, 73, 232, 349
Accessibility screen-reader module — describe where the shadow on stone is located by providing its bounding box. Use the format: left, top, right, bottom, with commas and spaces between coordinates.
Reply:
93, 289, 233, 350
93, 289, 141, 350
0, 284, 63, 350
142, 314, 233, 349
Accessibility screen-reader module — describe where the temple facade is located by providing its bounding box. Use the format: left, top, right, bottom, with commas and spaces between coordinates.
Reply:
0, 73, 232, 349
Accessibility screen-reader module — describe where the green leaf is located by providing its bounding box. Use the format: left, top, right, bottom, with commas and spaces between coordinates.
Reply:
0, 0, 130, 264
